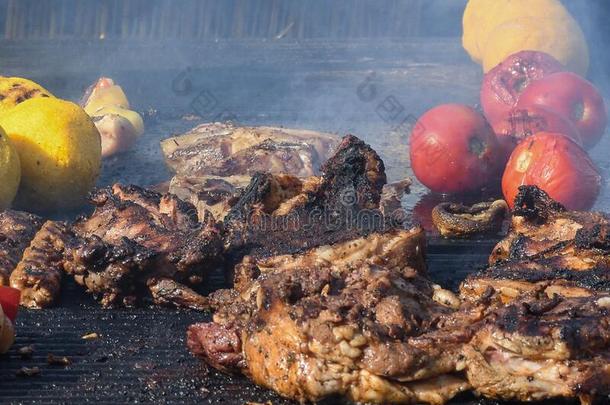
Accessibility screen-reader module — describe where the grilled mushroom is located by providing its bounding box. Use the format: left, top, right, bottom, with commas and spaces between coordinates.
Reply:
432, 200, 508, 238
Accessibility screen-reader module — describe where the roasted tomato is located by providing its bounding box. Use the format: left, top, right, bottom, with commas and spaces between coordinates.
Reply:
517, 72, 608, 149
410, 104, 502, 194
481, 51, 564, 125
493, 104, 581, 161
502, 132, 601, 210
0, 286, 20, 322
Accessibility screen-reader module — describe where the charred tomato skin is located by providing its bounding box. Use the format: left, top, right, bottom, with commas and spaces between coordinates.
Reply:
493, 104, 582, 162
502, 132, 601, 211
481, 51, 564, 126
410, 104, 502, 194
517, 72, 608, 149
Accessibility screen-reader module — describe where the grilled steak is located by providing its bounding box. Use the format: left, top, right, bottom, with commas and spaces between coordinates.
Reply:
463, 292, 610, 404
0, 210, 42, 285
188, 228, 470, 404
161, 123, 339, 178
223, 135, 390, 261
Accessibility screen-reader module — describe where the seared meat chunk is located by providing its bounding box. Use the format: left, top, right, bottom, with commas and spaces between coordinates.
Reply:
10, 184, 223, 308
0, 210, 42, 285
490, 185, 610, 264
464, 292, 610, 403
62, 184, 223, 307
10, 221, 69, 308
223, 135, 389, 261
161, 123, 338, 178
463, 186, 610, 303
188, 228, 469, 404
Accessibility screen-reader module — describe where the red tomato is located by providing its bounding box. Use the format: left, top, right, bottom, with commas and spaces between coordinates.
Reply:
492, 105, 582, 161
410, 104, 503, 194
502, 132, 601, 210
517, 72, 608, 149
0, 286, 20, 322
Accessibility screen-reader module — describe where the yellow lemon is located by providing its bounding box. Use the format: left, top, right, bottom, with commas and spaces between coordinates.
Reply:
0, 126, 21, 210
0, 97, 101, 213
481, 15, 589, 75
0, 77, 54, 114
462, 0, 589, 75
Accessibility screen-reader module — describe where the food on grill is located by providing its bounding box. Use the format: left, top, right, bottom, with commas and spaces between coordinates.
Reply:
188, 228, 472, 404
409, 104, 502, 195
81, 77, 144, 158
0, 210, 42, 285
462, 0, 588, 74
161, 122, 338, 178
223, 135, 389, 262
0, 76, 54, 114
0, 286, 19, 353
0, 304, 15, 354
461, 186, 610, 303
431, 200, 508, 238
480, 50, 564, 126
0, 97, 101, 213
168, 174, 251, 221
517, 72, 608, 149
492, 105, 581, 160
10, 221, 69, 308
0, 127, 21, 210
10, 184, 223, 308
463, 291, 610, 403
502, 132, 601, 211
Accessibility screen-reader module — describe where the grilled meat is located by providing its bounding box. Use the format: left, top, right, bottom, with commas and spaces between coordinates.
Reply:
62, 184, 223, 307
490, 185, 609, 264
463, 292, 610, 404
0, 210, 42, 285
161, 123, 339, 178
188, 228, 471, 404
462, 186, 610, 303
223, 135, 389, 261
168, 174, 251, 221
10, 221, 69, 309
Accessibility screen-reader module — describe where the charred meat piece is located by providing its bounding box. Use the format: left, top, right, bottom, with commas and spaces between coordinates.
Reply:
490, 186, 609, 264
188, 229, 470, 404
161, 123, 339, 178
464, 292, 610, 403
463, 186, 610, 303
61, 184, 223, 307
0, 210, 42, 285
223, 135, 389, 261
431, 200, 508, 238
10, 221, 69, 309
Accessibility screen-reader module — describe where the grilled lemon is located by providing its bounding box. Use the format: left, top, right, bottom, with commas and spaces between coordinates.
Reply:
0, 77, 54, 114
0, 126, 21, 210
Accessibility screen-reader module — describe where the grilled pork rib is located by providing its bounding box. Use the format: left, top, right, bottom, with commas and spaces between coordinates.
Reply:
0, 210, 42, 285
188, 228, 470, 404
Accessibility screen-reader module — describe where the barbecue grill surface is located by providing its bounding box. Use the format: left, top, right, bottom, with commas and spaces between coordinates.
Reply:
1, 39, 608, 404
